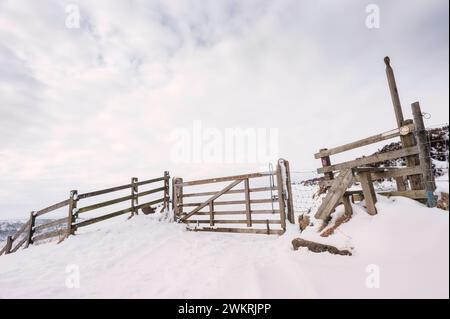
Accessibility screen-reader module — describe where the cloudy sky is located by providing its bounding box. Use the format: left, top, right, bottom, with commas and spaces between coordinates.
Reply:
0, 0, 448, 218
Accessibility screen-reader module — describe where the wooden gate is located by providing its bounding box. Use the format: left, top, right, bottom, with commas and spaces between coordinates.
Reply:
172, 159, 295, 235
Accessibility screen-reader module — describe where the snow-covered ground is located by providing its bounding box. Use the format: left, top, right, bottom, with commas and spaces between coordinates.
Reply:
0, 194, 448, 299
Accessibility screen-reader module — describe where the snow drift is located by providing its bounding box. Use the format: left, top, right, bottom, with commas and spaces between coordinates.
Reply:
0, 195, 448, 299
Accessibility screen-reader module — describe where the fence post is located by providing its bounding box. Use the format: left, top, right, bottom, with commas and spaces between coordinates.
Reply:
401, 119, 423, 190
412, 102, 437, 207
283, 159, 295, 224
319, 149, 334, 181
131, 177, 138, 216
173, 177, 183, 221
163, 171, 170, 212
276, 163, 287, 230
67, 190, 78, 238
244, 178, 252, 227
25, 211, 36, 248
4, 236, 13, 255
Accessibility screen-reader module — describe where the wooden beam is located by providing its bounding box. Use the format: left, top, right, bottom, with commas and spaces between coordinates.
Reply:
244, 178, 252, 227
181, 179, 243, 221
358, 172, 378, 215
182, 186, 277, 198
317, 146, 419, 174
283, 159, 295, 224
77, 194, 133, 214
209, 201, 214, 227
315, 124, 414, 159
11, 219, 31, 241
184, 219, 282, 224
180, 172, 274, 187
33, 217, 67, 232
188, 227, 285, 235
173, 177, 183, 219
25, 212, 36, 248
276, 163, 287, 230
315, 169, 354, 220
180, 210, 279, 216
34, 199, 70, 217
379, 190, 427, 199
66, 190, 78, 238
384, 56, 405, 128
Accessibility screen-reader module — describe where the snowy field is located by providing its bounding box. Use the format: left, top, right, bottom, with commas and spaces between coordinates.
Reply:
0, 194, 448, 299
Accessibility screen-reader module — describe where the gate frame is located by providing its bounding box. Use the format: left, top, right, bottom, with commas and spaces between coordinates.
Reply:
172, 159, 295, 235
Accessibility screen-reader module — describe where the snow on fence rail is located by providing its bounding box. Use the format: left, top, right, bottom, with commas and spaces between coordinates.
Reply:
0, 172, 170, 257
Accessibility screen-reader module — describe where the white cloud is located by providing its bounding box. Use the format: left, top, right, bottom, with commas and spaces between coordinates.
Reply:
0, 0, 448, 217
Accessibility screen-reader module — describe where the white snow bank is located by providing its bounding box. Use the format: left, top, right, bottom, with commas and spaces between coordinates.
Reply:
0, 196, 448, 299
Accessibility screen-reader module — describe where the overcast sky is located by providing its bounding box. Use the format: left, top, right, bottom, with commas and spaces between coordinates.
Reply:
0, 0, 448, 218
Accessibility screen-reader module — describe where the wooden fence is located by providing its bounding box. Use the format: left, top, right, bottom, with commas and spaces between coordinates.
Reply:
314, 57, 437, 221
172, 159, 295, 235
0, 172, 170, 256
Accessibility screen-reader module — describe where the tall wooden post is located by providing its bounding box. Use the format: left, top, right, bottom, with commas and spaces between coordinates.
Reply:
384, 57, 422, 190
412, 102, 437, 207
25, 211, 36, 248
384, 56, 405, 128
131, 177, 138, 216
67, 190, 78, 238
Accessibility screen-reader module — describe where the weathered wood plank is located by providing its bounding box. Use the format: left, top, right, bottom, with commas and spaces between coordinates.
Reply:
181, 179, 243, 221
77, 194, 133, 214
11, 219, 31, 241
358, 172, 378, 215
276, 163, 287, 230
180, 209, 279, 216
184, 219, 282, 224
315, 169, 354, 220
136, 176, 166, 187
412, 101, 437, 207
244, 178, 252, 227
182, 186, 277, 198
317, 146, 419, 174
209, 201, 214, 226
314, 124, 414, 159
188, 227, 285, 235
137, 186, 166, 198
180, 172, 274, 187
181, 198, 277, 207
33, 229, 65, 242
34, 199, 70, 217
379, 190, 427, 199
25, 212, 35, 248
33, 217, 67, 232
66, 190, 78, 237
10, 236, 27, 253
74, 198, 165, 229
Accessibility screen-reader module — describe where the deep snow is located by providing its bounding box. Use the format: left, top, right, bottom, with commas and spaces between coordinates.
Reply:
0, 195, 448, 299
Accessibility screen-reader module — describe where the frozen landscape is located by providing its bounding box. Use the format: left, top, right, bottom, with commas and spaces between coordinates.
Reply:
0, 186, 448, 299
